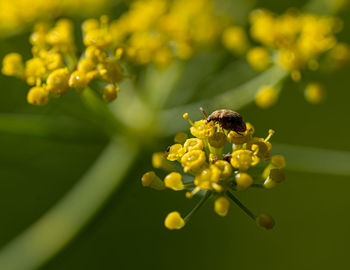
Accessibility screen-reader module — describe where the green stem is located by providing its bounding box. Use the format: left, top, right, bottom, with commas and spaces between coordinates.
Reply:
0, 136, 138, 270
184, 191, 211, 223
226, 190, 256, 220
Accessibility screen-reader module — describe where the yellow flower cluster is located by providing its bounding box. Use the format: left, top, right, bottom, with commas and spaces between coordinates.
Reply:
248, 9, 349, 80
142, 109, 286, 230
109, 0, 225, 67
0, 0, 110, 34
2, 16, 124, 105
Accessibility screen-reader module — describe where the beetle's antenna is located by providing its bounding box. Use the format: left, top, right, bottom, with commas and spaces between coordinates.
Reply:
200, 107, 208, 121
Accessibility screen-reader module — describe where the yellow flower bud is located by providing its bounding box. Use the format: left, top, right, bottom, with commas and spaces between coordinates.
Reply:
27, 86, 49, 105
2, 53, 24, 77
141, 171, 165, 190
24, 58, 46, 85
214, 197, 230, 216
247, 47, 271, 71
164, 211, 185, 230
46, 68, 70, 95
304, 83, 325, 104
235, 172, 253, 191
82, 19, 99, 34
103, 84, 120, 103
222, 26, 248, 55
256, 214, 275, 230
164, 172, 184, 191
69, 70, 89, 90
255, 86, 278, 109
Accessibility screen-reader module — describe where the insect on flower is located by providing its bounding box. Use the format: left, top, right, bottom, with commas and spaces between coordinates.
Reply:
201, 107, 247, 134
142, 109, 286, 230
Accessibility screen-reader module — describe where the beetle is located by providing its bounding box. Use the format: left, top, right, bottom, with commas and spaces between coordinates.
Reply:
200, 107, 246, 134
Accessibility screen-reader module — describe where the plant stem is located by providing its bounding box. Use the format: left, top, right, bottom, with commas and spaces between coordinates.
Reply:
226, 190, 257, 220
0, 136, 138, 270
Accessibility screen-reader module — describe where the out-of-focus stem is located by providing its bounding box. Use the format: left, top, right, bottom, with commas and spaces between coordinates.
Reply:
0, 136, 138, 270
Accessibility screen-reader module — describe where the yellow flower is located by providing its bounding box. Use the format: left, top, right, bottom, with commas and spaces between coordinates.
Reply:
97, 59, 124, 83
190, 120, 215, 139
164, 172, 184, 191
231, 150, 259, 171
227, 122, 254, 144
24, 58, 46, 85
2, 53, 23, 77
255, 86, 278, 109
194, 164, 221, 190
46, 68, 70, 95
180, 150, 206, 172
164, 211, 185, 230
222, 26, 248, 55
68, 70, 90, 90
214, 160, 232, 179
304, 83, 325, 104
167, 144, 186, 161
27, 86, 49, 105
184, 138, 204, 152
214, 197, 230, 216
39, 50, 63, 71
46, 19, 75, 51
247, 46, 271, 71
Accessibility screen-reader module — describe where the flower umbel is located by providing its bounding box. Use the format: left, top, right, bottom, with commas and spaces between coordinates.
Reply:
2, 16, 126, 105
142, 108, 286, 230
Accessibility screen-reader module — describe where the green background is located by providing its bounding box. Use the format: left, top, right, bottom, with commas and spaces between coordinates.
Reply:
0, 0, 350, 269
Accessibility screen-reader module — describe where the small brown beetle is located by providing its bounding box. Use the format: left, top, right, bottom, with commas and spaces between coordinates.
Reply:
200, 107, 246, 134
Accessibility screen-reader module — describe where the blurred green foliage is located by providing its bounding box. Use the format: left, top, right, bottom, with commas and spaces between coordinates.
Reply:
0, 0, 350, 269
